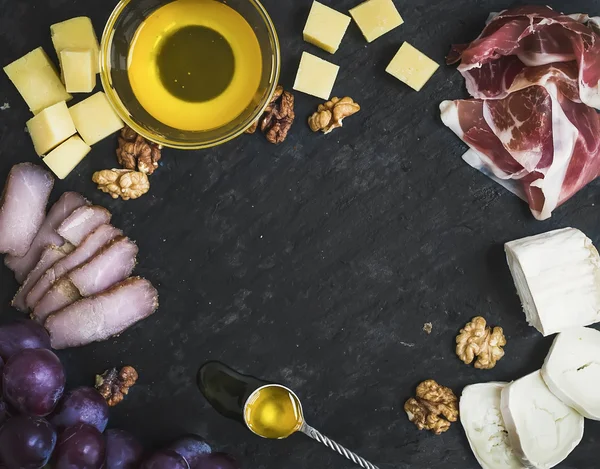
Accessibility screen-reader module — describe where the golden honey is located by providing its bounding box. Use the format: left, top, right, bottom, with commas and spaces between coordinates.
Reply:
127, 0, 262, 131
244, 385, 304, 439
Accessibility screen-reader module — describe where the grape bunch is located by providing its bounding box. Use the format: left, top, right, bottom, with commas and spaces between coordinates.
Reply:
0, 320, 240, 469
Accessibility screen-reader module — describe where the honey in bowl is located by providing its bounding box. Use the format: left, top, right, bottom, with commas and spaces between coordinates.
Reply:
244, 385, 304, 439
127, 0, 263, 131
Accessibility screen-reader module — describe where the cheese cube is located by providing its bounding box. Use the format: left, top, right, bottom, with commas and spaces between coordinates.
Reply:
293, 52, 339, 100
51, 17, 100, 74
60, 49, 96, 93
3, 48, 72, 114
386, 42, 439, 91
26, 101, 76, 156
349, 0, 404, 43
303, 1, 351, 54
69, 92, 124, 146
43, 135, 91, 179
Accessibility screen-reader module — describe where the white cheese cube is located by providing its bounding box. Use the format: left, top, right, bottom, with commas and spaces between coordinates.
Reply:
349, 0, 404, 43
386, 42, 439, 91
303, 1, 351, 54
293, 52, 339, 100
26, 101, 76, 156
60, 49, 96, 93
505, 227, 600, 336
69, 92, 124, 146
3, 48, 72, 114
43, 135, 91, 179
51, 17, 100, 74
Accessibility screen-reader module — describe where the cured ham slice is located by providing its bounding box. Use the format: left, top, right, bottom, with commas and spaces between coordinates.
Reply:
32, 237, 138, 323
443, 6, 600, 220
57, 205, 111, 246
45, 278, 159, 349
26, 225, 121, 311
12, 244, 75, 312
0, 164, 54, 257
5, 192, 88, 283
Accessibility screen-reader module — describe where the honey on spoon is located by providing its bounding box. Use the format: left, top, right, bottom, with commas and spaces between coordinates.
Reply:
198, 362, 380, 469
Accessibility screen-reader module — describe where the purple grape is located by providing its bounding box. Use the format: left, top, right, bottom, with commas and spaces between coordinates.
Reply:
105, 429, 144, 469
54, 423, 105, 469
0, 399, 9, 427
140, 450, 189, 469
197, 453, 239, 469
0, 415, 57, 469
50, 387, 109, 433
3, 348, 65, 416
0, 321, 50, 360
168, 434, 211, 468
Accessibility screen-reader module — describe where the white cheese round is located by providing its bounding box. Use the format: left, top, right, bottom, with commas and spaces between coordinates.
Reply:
542, 327, 600, 420
501, 370, 584, 469
460, 382, 525, 469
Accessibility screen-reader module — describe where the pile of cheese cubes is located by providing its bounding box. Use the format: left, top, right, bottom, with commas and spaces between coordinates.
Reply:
294, 0, 439, 100
3, 17, 124, 180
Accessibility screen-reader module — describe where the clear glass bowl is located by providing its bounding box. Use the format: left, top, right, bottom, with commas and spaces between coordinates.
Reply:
100, 0, 280, 150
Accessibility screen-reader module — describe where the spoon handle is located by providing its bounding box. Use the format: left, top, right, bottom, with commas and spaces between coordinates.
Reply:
299, 423, 380, 469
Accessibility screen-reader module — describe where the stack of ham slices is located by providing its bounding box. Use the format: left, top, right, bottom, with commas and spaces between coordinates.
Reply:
0, 163, 158, 349
441, 6, 600, 220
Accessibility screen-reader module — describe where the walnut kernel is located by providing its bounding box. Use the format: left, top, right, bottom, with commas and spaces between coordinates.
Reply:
308, 97, 360, 134
116, 126, 162, 175
93, 169, 150, 201
456, 316, 506, 370
404, 379, 458, 435
245, 85, 295, 143
95, 366, 139, 407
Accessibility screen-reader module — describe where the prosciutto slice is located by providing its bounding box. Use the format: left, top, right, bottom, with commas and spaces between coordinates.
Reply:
32, 237, 138, 323
26, 225, 122, 311
12, 244, 75, 312
57, 206, 111, 246
443, 6, 600, 220
45, 277, 159, 349
5, 192, 88, 283
0, 164, 54, 256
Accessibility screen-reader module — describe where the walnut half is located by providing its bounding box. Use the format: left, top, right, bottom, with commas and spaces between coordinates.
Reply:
95, 366, 139, 407
308, 97, 360, 134
92, 169, 150, 201
456, 316, 506, 370
404, 380, 458, 435
116, 126, 162, 175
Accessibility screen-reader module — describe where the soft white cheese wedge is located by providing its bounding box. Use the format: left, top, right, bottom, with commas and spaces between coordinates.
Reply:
542, 327, 600, 420
460, 382, 525, 469
505, 227, 600, 336
501, 371, 584, 469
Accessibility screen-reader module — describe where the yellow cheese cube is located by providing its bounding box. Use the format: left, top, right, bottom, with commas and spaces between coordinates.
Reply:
26, 101, 77, 156
69, 92, 124, 146
349, 0, 404, 43
303, 1, 351, 54
43, 135, 91, 179
60, 49, 96, 93
386, 42, 439, 91
293, 52, 339, 100
51, 17, 100, 74
3, 48, 72, 115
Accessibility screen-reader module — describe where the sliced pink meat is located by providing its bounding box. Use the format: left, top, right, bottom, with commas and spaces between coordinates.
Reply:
57, 206, 111, 246
32, 237, 138, 323
5, 192, 88, 283
12, 243, 75, 312
26, 225, 122, 310
0, 164, 54, 256
45, 278, 159, 349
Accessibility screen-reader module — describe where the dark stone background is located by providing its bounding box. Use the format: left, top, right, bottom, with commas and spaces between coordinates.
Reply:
1, 0, 599, 467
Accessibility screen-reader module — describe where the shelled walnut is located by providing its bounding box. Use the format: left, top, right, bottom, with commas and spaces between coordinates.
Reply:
245, 85, 295, 144
404, 380, 458, 435
456, 316, 506, 370
95, 366, 139, 406
116, 126, 162, 175
308, 97, 360, 134
92, 169, 150, 201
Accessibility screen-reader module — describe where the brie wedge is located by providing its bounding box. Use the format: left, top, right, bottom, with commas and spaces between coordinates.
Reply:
460, 382, 525, 469
542, 327, 600, 420
505, 227, 600, 336
501, 371, 584, 469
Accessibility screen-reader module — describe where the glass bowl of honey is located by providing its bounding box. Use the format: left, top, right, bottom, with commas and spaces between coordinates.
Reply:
100, 0, 280, 150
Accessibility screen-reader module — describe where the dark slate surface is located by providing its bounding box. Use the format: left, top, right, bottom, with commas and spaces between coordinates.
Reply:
1, 0, 599, 467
